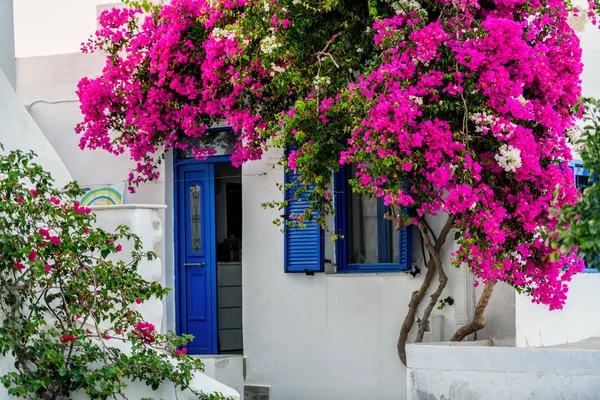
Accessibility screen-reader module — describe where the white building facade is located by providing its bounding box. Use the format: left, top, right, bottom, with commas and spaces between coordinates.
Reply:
9, 1, 600, 399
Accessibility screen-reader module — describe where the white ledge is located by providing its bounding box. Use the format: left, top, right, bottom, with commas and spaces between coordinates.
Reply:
90, 204, 167, 210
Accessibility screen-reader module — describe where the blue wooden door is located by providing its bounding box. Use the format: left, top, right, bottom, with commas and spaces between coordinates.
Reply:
177, 164, 217, 354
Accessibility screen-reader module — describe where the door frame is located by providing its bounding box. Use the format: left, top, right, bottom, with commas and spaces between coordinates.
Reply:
174, 152, 233, 354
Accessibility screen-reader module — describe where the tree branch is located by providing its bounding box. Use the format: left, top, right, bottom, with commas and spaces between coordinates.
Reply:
451, 280, 496, 341
415, 220, 448, 343
397, 215, 455, 365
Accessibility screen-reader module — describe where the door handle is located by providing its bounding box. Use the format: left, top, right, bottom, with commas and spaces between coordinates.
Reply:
184, 262, 206, 267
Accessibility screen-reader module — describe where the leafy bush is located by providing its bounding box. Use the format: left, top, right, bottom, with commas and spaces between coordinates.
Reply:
0, 149, 223, 399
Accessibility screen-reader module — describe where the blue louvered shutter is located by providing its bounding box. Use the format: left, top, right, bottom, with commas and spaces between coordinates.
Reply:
284, 169, 324, 273
569, 160, 592, 190
568, 160, 599, 270
398, 207, 413, 271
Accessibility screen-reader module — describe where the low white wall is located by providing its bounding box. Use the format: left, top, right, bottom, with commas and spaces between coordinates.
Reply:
90, 205, 240, 399
201, 355, 245, 397
516, 273, 600, 348
407, 343, 600, 400
242, 149, 473, 400
91, 205, 166, 331
0, 349, 241, 400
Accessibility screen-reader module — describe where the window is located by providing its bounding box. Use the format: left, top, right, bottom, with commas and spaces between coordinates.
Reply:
334, 164, 412, 273
568, 160, 598, 272
283, 164, 412, 274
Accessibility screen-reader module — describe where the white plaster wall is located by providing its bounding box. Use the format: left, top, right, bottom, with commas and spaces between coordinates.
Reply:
576, 1, 600, 99
475, 282, 516, 347
201, 355, 245, 397
242, 149, 471, 400
407, 343, 600, 400
15, 53, 165, 206
0, 68, 71, 186
0, 0, 16, 89
13, 0, 120, 57
515, 273, 600, 348
91, 205, 166, 331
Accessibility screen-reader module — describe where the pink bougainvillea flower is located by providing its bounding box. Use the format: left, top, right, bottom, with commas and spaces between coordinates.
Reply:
133, 321, 156, 344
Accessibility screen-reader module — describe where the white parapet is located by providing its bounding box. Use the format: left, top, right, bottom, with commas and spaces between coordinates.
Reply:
91, 204, 167, 331
407, 342, 600, 400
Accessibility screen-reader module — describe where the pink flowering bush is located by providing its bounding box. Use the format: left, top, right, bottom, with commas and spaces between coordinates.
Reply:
0, 149, 227, 399
77, 0, 595, 363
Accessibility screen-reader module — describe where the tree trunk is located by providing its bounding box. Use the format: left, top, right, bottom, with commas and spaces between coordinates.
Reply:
451, 280, 496, 342
397, 215, 455, 365
397, 256, 436, 365
415, 220, 448, 342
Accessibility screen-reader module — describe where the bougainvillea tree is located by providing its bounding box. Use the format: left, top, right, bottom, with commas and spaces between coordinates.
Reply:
76, 0, 597, 364
0, 148, 225, 399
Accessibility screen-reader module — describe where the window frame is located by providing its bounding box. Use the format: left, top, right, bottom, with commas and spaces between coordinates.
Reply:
334, 166, 412, 273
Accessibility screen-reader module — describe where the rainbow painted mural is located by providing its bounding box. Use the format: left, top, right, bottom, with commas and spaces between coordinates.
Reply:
80, 185, 125, 206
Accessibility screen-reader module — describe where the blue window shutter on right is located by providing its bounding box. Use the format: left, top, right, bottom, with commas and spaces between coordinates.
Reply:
398, 207, 413, 271
567, 160, 598, 271
284, 169, 324, 273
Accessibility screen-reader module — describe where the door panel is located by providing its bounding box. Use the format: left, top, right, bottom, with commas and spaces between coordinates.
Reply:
177, 164, 217, 354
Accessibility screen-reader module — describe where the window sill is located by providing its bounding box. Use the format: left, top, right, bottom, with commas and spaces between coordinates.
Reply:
325, 267, 412, 277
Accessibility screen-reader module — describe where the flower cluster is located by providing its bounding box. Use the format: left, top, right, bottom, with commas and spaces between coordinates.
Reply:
271, 0, 586, 309
76, 0, 596, 311
495, 145, 522, 173
132, 321, 156, 344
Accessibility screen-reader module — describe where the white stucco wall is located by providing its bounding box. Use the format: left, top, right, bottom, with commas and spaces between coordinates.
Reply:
407, 343, 600, 400
13, 0, 120, 57
15, 1, 164, 204
576, 2, 600, 99
0, 0, 16, 89
515, 273, 600, 348
91, 205, 166, 331
474, 282, 516, 347
15, 53, 164, 206
241, 149, 476, 400
0, 68, 71, 186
